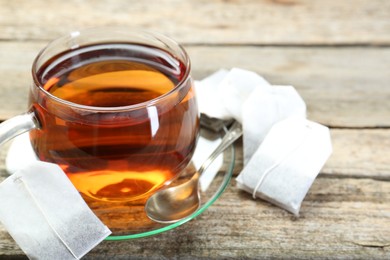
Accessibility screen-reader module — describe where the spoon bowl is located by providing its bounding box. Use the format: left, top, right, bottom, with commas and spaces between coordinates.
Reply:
145, 121, 242, 223
146, 172, 201, 223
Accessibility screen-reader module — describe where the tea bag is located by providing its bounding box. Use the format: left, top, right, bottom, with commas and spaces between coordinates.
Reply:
6, 132, 38, 174
236, 117, 332, 215
218, 68, 272, 122
195, 68, 272, 122
192, 133, 224, 192
195, 69, 231, 119
242, 85, 306, 165
195, 69, 333, 215
0, 161, 111, 259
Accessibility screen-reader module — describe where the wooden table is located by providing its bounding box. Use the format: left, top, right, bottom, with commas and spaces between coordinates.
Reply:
1, 0, 389, 259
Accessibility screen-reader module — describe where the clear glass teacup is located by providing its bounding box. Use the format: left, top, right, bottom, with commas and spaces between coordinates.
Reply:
0, 27, 199, 234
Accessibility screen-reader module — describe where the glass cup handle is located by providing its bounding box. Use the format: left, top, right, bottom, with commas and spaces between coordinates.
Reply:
0, 112, 39, 147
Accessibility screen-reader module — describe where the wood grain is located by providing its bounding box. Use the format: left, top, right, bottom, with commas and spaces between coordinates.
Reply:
324, 129, 390, 179
189, 46, 390, 128
0, 131, 389, 258
1, 42, 389, 128
85, 176, 390, 259
0, 176, 389, 259
0, 0, 389, 45
0, 0, 389, 258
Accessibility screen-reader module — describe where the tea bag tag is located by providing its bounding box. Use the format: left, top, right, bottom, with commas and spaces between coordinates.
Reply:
0, 161, 111, 259
236, 117, 332, 215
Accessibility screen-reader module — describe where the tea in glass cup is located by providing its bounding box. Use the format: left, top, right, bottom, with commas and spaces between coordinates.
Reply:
0, 28, 199, 233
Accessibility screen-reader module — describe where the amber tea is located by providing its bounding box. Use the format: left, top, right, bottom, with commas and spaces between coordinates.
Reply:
29, 43, 199, 202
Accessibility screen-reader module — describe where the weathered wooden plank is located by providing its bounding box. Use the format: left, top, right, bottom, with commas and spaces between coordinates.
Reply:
188, 46, 390, 128
1, 42, 389, 127
0, 42, 39, 120
0, 176, 388, 259
324, 129, 390, 179
0, 0, 389, 45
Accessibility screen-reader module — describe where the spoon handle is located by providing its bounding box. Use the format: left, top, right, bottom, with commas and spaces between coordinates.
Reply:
198, 121, 243, 174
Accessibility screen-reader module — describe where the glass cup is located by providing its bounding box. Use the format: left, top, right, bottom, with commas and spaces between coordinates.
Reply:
0, 27, 199, 234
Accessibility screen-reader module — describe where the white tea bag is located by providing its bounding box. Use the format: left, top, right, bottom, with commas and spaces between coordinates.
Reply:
192, 134, 224, 192
195, 69, 231, 119
6, 132, 38, 174
242, 86, 306, 165
218, 68, 272, 122
236, 117, 332, 216
0, 161, 111, 259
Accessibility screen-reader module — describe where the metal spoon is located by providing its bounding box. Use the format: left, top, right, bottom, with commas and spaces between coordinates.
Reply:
145, 121, 242, 223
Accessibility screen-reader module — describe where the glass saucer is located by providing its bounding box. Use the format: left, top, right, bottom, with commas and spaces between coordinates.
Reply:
5, 126, 235, 241
103, 126, 235, 241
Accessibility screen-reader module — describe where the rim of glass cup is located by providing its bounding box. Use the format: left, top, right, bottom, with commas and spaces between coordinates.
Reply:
31, 27, 192, 112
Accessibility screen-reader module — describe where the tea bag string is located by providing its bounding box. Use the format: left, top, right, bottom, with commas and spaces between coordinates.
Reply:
16, 177, 80, 260
252, 124, 312, 199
